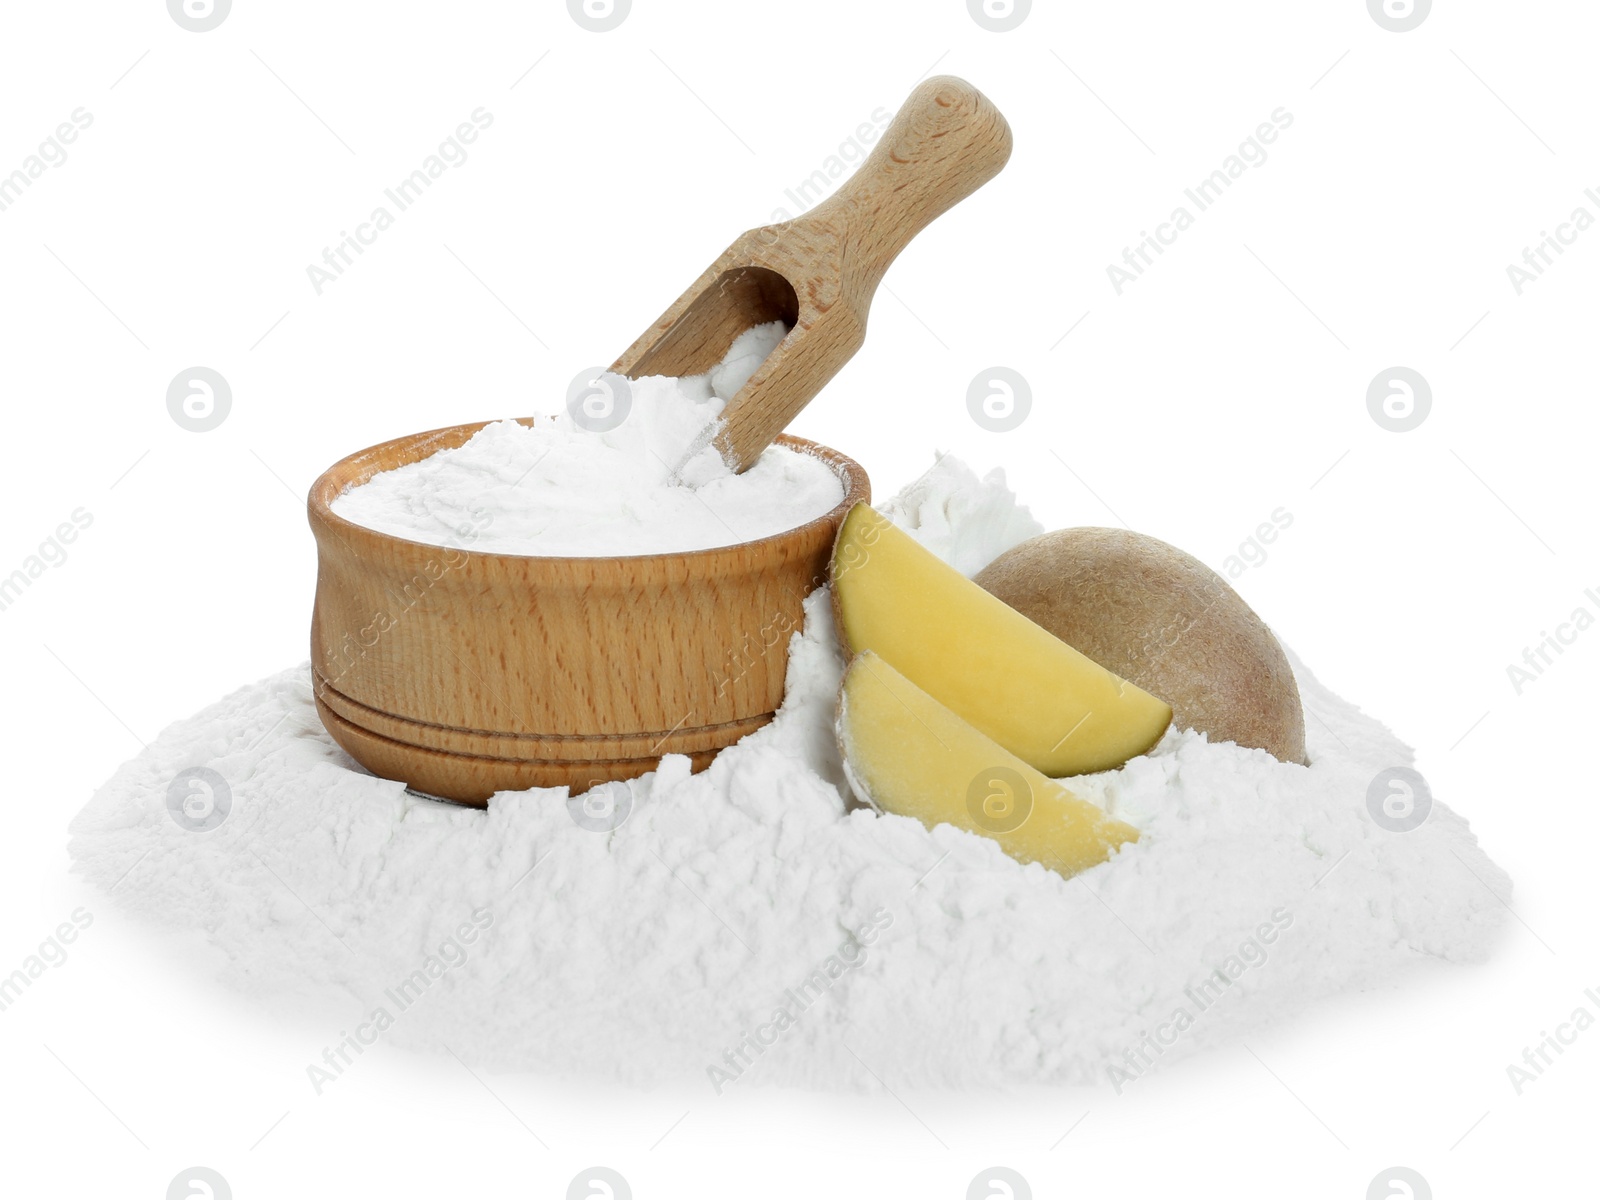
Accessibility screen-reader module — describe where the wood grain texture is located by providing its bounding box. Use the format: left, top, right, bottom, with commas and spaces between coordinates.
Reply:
612, 75, 1012, 472
307, 423, 869, 804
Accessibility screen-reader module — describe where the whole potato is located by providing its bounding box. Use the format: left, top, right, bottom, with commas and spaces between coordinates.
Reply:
974, 528, 1307, 765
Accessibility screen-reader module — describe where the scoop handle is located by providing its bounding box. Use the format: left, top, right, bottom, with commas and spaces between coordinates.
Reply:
803, 76, 1013, 293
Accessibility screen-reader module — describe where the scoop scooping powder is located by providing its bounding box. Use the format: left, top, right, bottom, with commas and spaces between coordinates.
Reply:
67, 457, 1508, 1091
331, 321, 846, 556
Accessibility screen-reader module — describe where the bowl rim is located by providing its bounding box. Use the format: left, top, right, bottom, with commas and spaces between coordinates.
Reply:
307, 419, 870, 568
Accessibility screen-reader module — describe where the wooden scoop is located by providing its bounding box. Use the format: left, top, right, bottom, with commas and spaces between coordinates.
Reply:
611, 75, 1013, 473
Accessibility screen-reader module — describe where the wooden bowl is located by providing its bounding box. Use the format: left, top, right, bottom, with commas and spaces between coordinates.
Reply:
307, 420, 869, 805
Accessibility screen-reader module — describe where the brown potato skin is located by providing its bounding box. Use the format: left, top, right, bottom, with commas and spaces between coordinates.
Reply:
974, 528, 1308, 766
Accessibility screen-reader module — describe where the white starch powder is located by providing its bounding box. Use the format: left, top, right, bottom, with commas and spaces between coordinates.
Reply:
67, 456, 1508, 1092
330, 322, 846, 557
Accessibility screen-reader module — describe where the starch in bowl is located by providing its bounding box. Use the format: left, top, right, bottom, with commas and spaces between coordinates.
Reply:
330, 322, 846, 557
309, 323, 869, 804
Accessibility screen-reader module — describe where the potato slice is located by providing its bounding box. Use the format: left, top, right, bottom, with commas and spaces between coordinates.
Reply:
837, 652, 1140, 877
831, 504, 1171, 775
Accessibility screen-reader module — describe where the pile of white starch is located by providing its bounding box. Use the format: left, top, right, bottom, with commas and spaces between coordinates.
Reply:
68, 457, 1508, 1092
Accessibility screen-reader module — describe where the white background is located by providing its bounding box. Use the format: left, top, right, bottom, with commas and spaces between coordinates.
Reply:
1, 0, 1595, 1196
